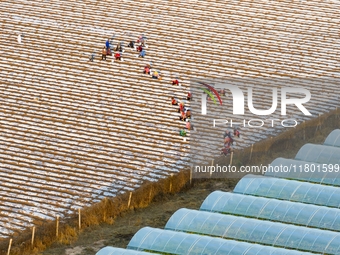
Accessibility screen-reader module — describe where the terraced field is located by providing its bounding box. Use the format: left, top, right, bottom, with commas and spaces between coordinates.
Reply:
0, 0, 339, 239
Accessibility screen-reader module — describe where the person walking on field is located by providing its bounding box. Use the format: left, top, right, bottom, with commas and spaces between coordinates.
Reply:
102, 47, 107, 60
106, 38, 111, 51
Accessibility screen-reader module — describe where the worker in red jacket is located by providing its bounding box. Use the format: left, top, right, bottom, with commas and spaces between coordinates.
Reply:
143, 65, 150, 74
179, 110, 186, 121
136, 45, 143, 52
178, 102, 184, 113
171, 97, 178, 105
114, 52, 121, 61
172, 79, 179, 85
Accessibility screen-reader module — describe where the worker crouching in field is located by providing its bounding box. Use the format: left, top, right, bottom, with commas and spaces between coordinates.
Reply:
171, 97, 178, 105
114, 52, 122, 61
172, 79, 179, 85
143, 64, 151, 74
187, 91, 192, 101
177, 102, 185, 113
179, 110, 186, 121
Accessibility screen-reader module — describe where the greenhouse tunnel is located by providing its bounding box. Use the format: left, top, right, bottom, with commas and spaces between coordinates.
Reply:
95, 247, 160, 255
127, 227, 316, 255
265, 157, 340, 186
295, 144, 340, 164
233, 174, 340, 208
200, 191, 340, 232
165, 208, 340, 254
323, 129, 340, 147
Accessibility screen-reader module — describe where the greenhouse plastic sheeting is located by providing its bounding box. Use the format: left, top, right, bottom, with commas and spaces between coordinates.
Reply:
200, 191, 340, 232
324, 129, 340, 147
96, 247, 159, 255
265, 157, 340, 186
165, 208, 340, 254
127, 227, 316, 255
233, 174, 340, 208
295, 143, 340, 164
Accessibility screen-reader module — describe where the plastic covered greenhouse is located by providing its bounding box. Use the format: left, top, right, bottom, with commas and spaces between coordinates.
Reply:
96, 247, 159, 255
233, 174, 340, 208
200, 191, 340, 231
324, 129, 340, 147
165, 208, 340, 254
127, 227, 315, 255
265, 157, 340, 186
295, 143, 340, 164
